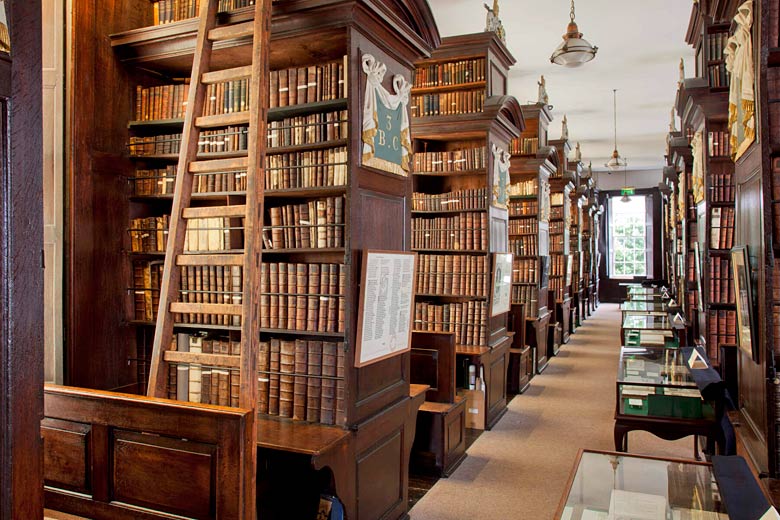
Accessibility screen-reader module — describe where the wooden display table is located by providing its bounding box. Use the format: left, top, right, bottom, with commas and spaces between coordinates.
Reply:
613, 346, 723, 458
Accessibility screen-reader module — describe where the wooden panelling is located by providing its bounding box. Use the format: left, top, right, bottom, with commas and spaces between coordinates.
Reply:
43, 385, 254, 519
357, 431, 403, 520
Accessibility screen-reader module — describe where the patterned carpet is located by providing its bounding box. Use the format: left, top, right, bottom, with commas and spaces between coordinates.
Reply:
409, 303, 694, 520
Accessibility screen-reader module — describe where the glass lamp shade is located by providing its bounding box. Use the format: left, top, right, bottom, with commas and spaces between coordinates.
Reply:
620, 193, 631, 203
550, 22, 597, 67
605, 150, 627, 171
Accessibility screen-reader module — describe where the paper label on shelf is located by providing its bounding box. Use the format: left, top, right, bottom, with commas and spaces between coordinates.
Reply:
468, 408, 479, 415
628, 398, 644, 407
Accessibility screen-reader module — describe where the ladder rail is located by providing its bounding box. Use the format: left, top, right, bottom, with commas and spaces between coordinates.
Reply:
147, 0, 221, 399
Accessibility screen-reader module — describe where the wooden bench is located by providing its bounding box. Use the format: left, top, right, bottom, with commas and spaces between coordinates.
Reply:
43, 385, 255, 519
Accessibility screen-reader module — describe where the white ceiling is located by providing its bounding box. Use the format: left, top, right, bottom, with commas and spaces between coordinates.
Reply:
427, 0, 696, 172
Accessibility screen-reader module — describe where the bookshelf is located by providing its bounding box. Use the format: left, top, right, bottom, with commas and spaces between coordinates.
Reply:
410, 31, 523, 430
509, 103, 555, 373
70, 1, 442, 518
548, 137, 575, 349
570, 165, 586, 330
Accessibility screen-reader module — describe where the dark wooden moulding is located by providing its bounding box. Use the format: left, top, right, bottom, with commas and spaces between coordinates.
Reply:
53, 1, 444, 519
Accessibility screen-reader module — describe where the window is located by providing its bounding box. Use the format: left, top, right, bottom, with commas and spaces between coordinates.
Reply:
609, 195, 647, 278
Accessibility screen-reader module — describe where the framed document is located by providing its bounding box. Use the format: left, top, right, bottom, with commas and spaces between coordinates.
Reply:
491, 253, 513, 317
565, 255, 573, 287
355, 250, 417, 367
731, 246, 757, 362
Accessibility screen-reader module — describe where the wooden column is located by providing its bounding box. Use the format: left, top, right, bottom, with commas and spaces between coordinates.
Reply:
0, 0, 44, 518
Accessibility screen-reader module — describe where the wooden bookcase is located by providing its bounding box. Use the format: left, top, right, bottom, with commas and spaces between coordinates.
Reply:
410, 31, 523, 430
578, 169, 595, 319
668, 131, 699, 338
569, 160, 585, 331
68, 1, 441, 518
509, 103, 555, 373
548, 137, 574, 348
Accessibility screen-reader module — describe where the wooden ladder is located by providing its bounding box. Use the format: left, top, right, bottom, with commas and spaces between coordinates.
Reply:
146, 0, 270, 412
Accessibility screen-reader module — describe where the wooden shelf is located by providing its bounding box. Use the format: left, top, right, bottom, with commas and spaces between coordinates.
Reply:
264, 186, 347, 198
130, 191, 247, 202
412, 248, 488, 254
130, 150, 248, 161
411, 80, 486, 95
411, 208, 487, 215
413, 169, 485, 177
258, 328, 344, 338
261, 247, 346, 255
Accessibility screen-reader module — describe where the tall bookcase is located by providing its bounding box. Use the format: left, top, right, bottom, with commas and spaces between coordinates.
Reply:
509, 103, 555, 373
548, 137, 574, 348
410, 31, 523, 429
668, 131, 698, 336
570, 160, 586, 330
69, 1, 441, 518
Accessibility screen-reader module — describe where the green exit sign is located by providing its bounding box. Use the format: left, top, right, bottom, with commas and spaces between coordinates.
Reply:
621, 187, 635, 196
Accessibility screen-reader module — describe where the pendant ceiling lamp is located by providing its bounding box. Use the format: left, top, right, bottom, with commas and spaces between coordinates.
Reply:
605, 89, 628, 172
550, 0, 598, 68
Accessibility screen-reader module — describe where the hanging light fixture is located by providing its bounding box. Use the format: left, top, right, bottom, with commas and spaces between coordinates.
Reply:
550, 0, 598, 68
620, 165, 632, 203
606, 89, 628, 172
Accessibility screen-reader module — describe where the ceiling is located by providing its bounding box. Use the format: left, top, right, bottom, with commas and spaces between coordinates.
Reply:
427, 0, 696, 172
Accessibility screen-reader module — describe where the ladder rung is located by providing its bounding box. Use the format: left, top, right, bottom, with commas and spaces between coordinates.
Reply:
189, 157, 249, 173
183, 205, 247, 219
202, 66, 253, 85
164, 350, 241, 369
176, 254, 244, 266
196, 112, 250, 128
208, 21, 254, 42
171, 302, 243, 316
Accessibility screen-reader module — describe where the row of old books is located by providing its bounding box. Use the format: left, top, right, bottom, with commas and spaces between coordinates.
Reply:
509, 137, 538, 156
265, 147, 348, 190
707, 310, 736, 351
269, 58, 348, 108
550, 277, 565, 301
415, 254, 488, 297
550, 205, 565, 220
133, 166, 248, 196
258, 339, 345, 425
267, 110, 348, 148
411, 214, 488, 250
708, 63, 730, 88
134, 83, 190, 121
709, 257, 735, 304
152, 0, 255, 26
413, 301, 488, 347
710, 207, 735, 250
511, 285, 537, 318
259, 262, 346, 333
267, 196, 345, 250
185, 217, 238, 252
412, 188, 487, 212
128, 126, 249, 156
130, 216, 170, 252
166, 333, 244, 405
706, 31, 729, 61
550, 234, 565, 254
133, 261, 163, 322
708, 131, 732, 158
177, 265, 243, 326
508, 179, 537, 196
687, 290, 699, 314
509, 236, 538, 256
412, 146, 486, 174
410, 90, 485, 118
413, 58, 486, 88
509, 217, 537, 236
512, 258, 538, 284
687, 253, 697, 284
550, 254, 566, 277
509, 199, 538, 217
709, 172, 734, 202
549, 220, 566, 234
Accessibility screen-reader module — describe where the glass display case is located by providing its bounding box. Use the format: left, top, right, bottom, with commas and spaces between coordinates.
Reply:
617, 347, 714, 420
556, 450, 728, 519
622, 314, 677, 347
620, 300, 669, 316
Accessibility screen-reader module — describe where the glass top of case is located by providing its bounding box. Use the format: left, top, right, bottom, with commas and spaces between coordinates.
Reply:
622, 314, 673, 331
620, 301, 669, 313
557, 451, 727, 519
617, 347, 697, 387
